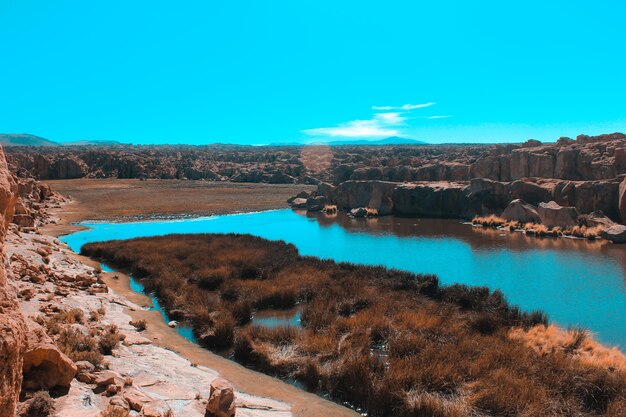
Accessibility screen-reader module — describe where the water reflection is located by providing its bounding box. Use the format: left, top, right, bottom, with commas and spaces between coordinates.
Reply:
252, 307, 302, 329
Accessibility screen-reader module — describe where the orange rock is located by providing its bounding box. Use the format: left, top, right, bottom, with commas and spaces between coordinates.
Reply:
205, 378, 236, 417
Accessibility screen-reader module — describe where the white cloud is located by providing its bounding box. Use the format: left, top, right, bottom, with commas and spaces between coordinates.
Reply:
303, 120, 398, 138
372, 102, 436, 111
374, 112, 405, 124
303, 102, 447, 139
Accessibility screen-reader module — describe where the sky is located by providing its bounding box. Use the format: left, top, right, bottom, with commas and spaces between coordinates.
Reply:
1, 0, 625, 145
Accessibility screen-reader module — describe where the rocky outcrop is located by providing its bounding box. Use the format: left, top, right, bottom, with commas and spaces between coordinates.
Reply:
501, 199, 541, 223
6, 132, 626, 184
333, 181, 396, 215
0, 145, 26, 417
297, 175, 626, 223
619, 177, 626, 223
22, 320, 77, 390
581, 211, 615, 228
602, 225, 626, 243
537, 201, 579, 228
205, 378, 236, 417
393, 182, 470, 218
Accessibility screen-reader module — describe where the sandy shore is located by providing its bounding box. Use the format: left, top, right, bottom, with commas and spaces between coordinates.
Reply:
41, 179, 358, 417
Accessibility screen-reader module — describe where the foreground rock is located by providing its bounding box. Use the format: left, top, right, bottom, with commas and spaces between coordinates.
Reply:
602, 224, 626, 243
205, 378, 236, 417
537, 201, 579, 227
0, 145, 27, 417
5, 227, 292, 417
501, 199, 541, 223
22, 320, 77, 390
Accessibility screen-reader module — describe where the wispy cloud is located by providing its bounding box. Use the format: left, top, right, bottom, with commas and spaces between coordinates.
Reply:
303, 120, 399, 138
303, 102, 445, 139
372, 102, 436, 111
374, 112, 405, 124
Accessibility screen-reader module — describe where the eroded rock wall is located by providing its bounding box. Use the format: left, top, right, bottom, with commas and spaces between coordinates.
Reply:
6, 133, 626, 184
0, 145, 26, 417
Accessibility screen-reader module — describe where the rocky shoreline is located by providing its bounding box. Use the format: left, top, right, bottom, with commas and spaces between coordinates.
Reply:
0, 146, 356, 417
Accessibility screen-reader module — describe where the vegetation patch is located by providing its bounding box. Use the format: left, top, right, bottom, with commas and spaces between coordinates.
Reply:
82, 233, 626, 416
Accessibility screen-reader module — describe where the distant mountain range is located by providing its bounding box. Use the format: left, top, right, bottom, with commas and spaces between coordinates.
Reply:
0, 134, 59, 147
1, 133, 427, 148
0, 134, 123, 147
269, 136, 428, 146
323, 136, 427, 146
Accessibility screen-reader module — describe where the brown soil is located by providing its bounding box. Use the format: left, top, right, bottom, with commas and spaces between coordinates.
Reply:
41, 179, 313, 236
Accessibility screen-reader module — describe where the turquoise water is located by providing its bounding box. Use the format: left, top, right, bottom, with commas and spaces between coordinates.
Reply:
252, 308, 302, 329
62, 209, 626, 349
100, 262, 196, 341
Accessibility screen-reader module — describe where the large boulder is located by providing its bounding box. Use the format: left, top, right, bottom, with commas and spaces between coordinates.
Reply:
22, 320, 77, 390
602, 225, 626, 243
289, 198, 307, 209
581, 211, 615, 228
501, 199, 540, 223
537, 201, 579, 228
508, 180, 551, 205
306, 195, 327, 212
393, 182, 470, 218
205, 378, 236, 417
333, 181, 396, 215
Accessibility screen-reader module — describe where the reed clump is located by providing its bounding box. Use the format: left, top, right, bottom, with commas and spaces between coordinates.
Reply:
82, 233, 626, 417
473, 215, 605, 240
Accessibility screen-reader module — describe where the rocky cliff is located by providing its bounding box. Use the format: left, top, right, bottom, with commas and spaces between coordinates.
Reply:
0, 145, 27, 416
310, 175, 626, 224
6, 133, 626, 184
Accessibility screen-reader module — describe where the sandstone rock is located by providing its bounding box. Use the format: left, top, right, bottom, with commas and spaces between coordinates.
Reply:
316, 182, 335, 199
109, 396, 130, 410
306, 195, 327, 212
143, 404, 164, 417
22, 319, 77, 390
508, 180, 551, 205
0, 145, 28, 417
333, 181, 396, 215
95, 370, 124, 387
501, 199, 540, 223
205, 378, 236, 417
350, 207, 368, 218
602, 225, 626, 243
393, 182, 470, 218
123, 387, 152, 411
289, 198, 307, 209
619, 177, 626, 223
537, 201, 579, 228
582, 211, 615, 228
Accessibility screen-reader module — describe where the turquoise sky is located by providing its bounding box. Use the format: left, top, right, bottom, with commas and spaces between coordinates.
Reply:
1, 1, 625, 145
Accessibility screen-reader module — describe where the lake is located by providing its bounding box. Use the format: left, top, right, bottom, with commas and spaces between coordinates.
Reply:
61, 209, 626, 349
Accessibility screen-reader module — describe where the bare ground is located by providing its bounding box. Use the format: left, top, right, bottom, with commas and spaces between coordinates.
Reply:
42, 179, 313, 235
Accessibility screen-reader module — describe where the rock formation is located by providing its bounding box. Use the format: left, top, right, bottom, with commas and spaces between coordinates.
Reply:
22, 320, 77, 390
536, 201, 579, 228
0, 145, 26, 417
6, 132, 626, 184
205, 378, 236, 417
501, 199, 541, 223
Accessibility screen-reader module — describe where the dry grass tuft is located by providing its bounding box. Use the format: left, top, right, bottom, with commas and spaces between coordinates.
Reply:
25, 391, 55, 417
